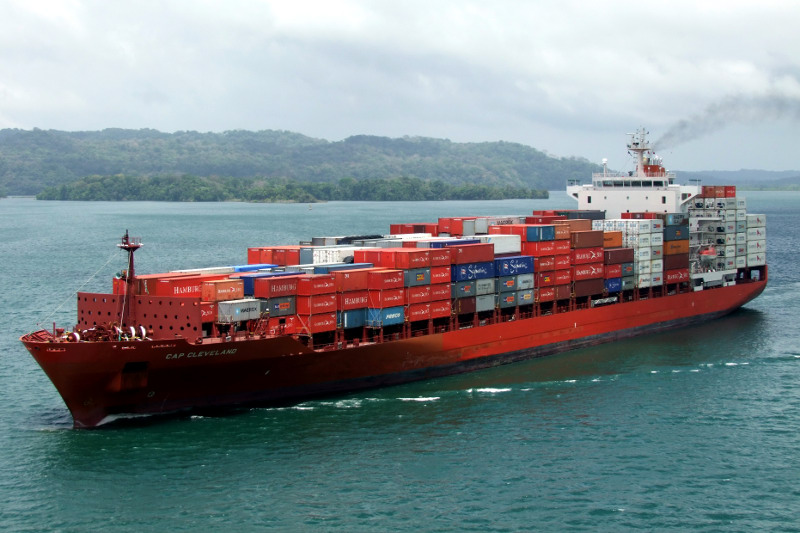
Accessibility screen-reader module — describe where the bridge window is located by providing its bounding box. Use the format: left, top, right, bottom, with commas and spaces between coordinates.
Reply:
587, 196, 592, 204
662, 196, 667, 204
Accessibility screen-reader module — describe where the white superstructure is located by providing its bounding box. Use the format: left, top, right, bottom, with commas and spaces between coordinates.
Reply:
566, 129, 701, 219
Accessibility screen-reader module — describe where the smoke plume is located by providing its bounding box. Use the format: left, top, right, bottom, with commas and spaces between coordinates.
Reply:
653, 93, 800, 151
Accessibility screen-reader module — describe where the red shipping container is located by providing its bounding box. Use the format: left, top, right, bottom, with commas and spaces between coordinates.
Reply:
605, 264, 622, 279
554, 240, 571, 255
407, 302, 431, 321
571, 247, 604, 265
201, 279, 245, 302
449, 243, 495, 264
554, 269, 572, 285
253, 275, 301, 298
353, 249, 384, 266
296, 274, 335, 295
406, 285, 432, 304
725, 185, 737, 198
296, 293, 337, 314
522, 240, 556, 257
333, 268, 372, 292
429, 248, 452, 266
200, 301, 217, 322
665, 268, 690, 284
389, 249, 431, 269
430, 265, 452, 284
437, 217, 452, 234
154, 274, 229, 298
389, 223, 415, 234
430, 283, 450, 301
430, 300, 452, 319
267, 315, 298, 336
338, 290, 369, 311
714, 186, 726, 198
533, 256, 556, 271
368, 288, 405, 308
701, 185, 715, 198
571, 230, 604, 248
297, 312, 337, 334
537, 286, 555, 302
537, 271, 555, 287
555, 284, 571, 300
367, 269, 405, 290
554, 254, 572, 269
572, 263, 604, 281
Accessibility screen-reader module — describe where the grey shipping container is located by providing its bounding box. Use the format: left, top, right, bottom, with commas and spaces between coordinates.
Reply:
218, 299, 262, 323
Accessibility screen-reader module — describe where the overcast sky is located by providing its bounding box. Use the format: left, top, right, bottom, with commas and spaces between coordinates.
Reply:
2, 0, 799, 171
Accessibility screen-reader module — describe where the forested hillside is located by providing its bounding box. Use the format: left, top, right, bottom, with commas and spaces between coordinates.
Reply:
0, 128, 599, 196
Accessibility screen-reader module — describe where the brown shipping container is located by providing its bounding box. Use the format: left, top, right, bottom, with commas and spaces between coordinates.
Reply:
603, 231, 623, 248
574, 278, 605, 297
557, 219, 592, 232
663, 240, 690, 255
663, 253, 690, 270
572, 263, 604, 281
604, 247, 635, 264
449, 243, 495, 264
201, 279, 245, 302
455, 297, 477, 314
555, 284, 572, 300
570, 230, 604, 248
553, 225, 571, 240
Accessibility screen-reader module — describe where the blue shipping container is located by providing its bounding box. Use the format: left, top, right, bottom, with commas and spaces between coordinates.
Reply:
430, 239, 481, 248
232, 263, 278, 273
451, 261, 496, 282
494, 255, 534, 276
526, 225, 556, 242
313, 262, 373, 274
604, 277, 622, 293
366, 306, 405, 327
337, 308, 366, 329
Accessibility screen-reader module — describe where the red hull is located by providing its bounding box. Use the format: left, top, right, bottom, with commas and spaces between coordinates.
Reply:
22, 277, 766, 428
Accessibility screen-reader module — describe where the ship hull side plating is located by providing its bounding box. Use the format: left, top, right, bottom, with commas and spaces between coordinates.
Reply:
22, 278, 766, 428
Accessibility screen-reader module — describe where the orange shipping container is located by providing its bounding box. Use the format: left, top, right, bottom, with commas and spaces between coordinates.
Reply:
553, 225, 571, 240
663, 240, 690, 255
201, 279, 245, 302
603, 231, 623, 248
556, 219, 592, 232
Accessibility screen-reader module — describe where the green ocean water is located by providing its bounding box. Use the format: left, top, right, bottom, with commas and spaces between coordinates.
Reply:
1, 192, 798, 532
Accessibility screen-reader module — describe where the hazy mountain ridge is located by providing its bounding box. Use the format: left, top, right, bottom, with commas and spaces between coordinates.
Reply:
0, 128, 598, 196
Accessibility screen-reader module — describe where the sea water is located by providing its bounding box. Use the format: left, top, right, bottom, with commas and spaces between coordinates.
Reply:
0, 192, 798, 532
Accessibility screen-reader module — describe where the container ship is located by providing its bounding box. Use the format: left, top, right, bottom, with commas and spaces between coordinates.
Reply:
21, 129, 768, 428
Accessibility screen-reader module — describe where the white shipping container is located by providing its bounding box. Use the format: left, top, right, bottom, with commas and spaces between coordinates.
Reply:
475, 278, 496, 296
636, 247, 652, 262
462, 219, 476, 236
736, 197, 747, 209
736, 209, 747, 221
593, 220, 604, 230
650, 272, 663, 286
735, 256, 747, 269
747, 227, 766, 240
724, 245, 737, 258
724, 234, 736, 245
172, 266, 236, 275
746, 214, 766, 228
736, 244, 747, 256
218, 298, 262, 323
722, 257, 736, 270
650, 259, 663, 273
736, 232, 747, 244
650, 219, 664, 232
474, 218, 489, 234
747, 253, 766, 267
650, 246, 663, 259
476, 294, 496, 312
715, 198, 728, 209
747, 239, 767, 254
479, 234, 522, 255
650, 233, 664, 246
385, 233, 434, 240
634, 261, 651, 274
723, 222, 737, 234
704, 198, 716, 209
636, 274, 652, 288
